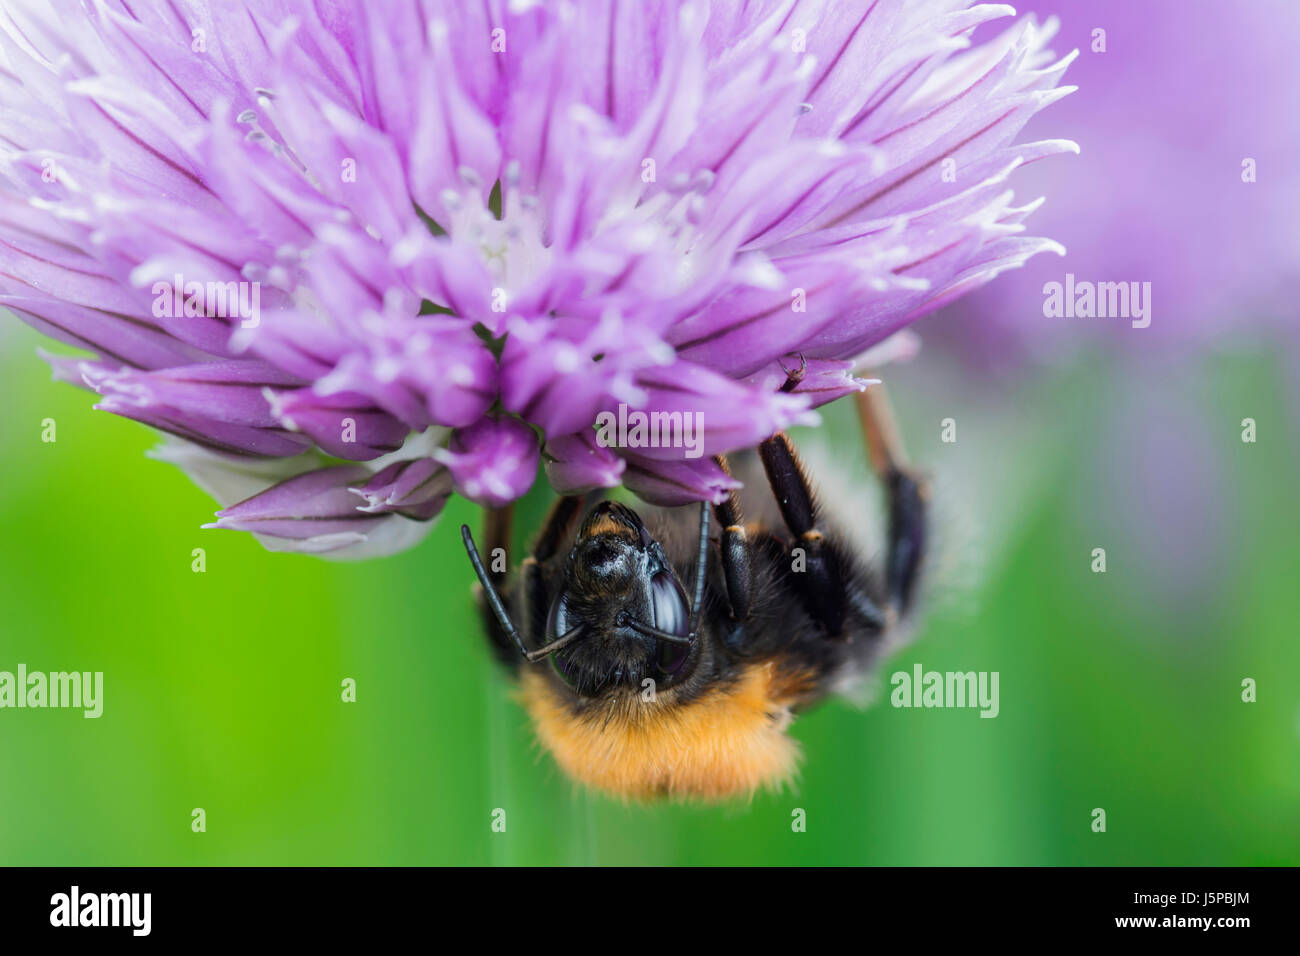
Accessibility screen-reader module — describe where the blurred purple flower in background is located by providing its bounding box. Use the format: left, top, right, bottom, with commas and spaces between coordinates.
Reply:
931, 0, 1300, 368
0, 0, 1076, 556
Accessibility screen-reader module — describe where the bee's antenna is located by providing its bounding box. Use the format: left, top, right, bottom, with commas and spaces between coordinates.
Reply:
461, 523, 530, 660
623, 617, 692, 646
689, 500, 709, 639
523, 623, 587, 663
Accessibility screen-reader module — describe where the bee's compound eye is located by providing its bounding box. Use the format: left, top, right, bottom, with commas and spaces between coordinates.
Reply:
545, 592, 569, 641
650, 572, 691, 676
650, 572, 689, 637
551, 649, 581, 688
545, 593, 583, 687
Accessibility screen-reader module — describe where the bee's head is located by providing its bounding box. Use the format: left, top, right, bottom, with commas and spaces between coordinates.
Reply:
546, 500, 700, 696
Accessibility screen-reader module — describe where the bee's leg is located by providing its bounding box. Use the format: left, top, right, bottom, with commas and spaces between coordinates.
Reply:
854, 382, 929, 618
520, 495, 585, 645
711, 455, 752, 621
758, 431, 883, 637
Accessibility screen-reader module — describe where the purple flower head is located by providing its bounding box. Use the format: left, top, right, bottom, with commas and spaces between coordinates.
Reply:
0, 0, 1075, 557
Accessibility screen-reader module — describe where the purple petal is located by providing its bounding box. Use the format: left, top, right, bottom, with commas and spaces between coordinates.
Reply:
744, 358, 873, 410
205, 464, 384, 541
74, 359, 313, 457
622, 454, 741, 507
264, 386, 411, 460
433, 416, 540, 507
544, 432, 626, 494
349, 457, 453, 520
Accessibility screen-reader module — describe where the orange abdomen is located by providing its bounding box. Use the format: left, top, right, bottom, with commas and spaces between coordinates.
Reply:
519, 661, 810, 801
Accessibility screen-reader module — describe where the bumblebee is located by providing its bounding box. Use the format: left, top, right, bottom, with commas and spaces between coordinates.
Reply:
461, 375, 927, 801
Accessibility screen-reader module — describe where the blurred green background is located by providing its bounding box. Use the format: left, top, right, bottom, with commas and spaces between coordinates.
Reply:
1, 319, 1297, 866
